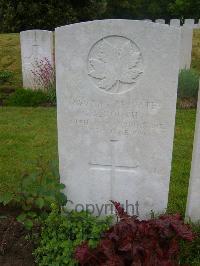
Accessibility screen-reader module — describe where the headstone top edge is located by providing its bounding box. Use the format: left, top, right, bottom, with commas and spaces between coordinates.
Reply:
20, 29, 53, 35
55, 19, 179, 33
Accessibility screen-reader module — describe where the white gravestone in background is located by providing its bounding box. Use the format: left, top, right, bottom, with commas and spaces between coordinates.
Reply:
186, 83, 200, 222
179, 25, 193, 69
20, 30, 54, 89
170, 19, 181, 27
155, 19, 165, 24
184, 19, 195, 27
169, 19, 193, 69
56, 20, 181, 218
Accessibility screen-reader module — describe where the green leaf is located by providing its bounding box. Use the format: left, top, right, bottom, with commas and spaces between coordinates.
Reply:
0, 192, 13, 205
14, 194, 22, 203
35, 197, 45, 209
24, 219, 34, 230
58, 193, 67, 205
59, 183, 66, 190
36, 186, 46, 194
17, 213, 27, 222
45, 195, 56, 203
27, 211, 37, 218
22, 203, 32, 211
45, 177, 54, 185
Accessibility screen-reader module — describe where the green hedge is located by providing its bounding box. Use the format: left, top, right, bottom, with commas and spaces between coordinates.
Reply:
178, 69, 199, 99
6, 88, 54, 107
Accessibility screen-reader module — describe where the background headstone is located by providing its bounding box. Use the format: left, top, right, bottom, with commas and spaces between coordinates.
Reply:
170, 19, 181, 27
155, 19, 165, 24
56, 20, 181, 218
186, 81, 200, 222
179, 25, 193, 69
20, 30, 54, 89
184, 19, 195, 27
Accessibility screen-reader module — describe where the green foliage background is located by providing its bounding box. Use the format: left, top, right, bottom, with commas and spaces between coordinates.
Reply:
0, 0, 200, 33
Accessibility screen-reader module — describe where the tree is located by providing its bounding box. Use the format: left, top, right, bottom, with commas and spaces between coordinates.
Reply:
169, 0, 200, 21
0, 0, 199, 33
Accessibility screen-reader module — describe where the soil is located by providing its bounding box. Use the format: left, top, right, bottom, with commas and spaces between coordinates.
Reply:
0, 205, 36, 266
177, 97, 197, 109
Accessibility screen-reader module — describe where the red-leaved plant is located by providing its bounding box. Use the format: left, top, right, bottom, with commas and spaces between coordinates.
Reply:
75, 201, 195, 266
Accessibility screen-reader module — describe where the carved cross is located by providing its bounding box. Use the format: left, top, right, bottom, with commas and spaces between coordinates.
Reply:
89, 140, 139, 199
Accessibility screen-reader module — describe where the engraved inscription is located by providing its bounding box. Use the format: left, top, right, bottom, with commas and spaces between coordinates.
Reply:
66, 95, 166, 138
88, 36, 143, 94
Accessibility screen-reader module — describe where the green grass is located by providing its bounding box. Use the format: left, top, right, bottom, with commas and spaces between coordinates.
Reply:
0, 33, 22, 89
0, 107, 57, 194
168, 109, 196, 216
192, 29, 200, 74
0, 107, 199, 264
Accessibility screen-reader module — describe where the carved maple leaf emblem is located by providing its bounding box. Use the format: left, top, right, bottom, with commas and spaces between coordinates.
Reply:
88, 38, 143, 93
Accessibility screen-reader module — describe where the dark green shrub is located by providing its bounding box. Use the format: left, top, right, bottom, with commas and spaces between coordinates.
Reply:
33, 204, 112, 266
6, 88, 52, 107
178, 69, 199, 98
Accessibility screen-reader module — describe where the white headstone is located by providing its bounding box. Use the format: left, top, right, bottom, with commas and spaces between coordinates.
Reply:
170, 19, 181, 27
143, 19, 152, 22
169, 19, 193, 70
179, 25, 193, 69
186, 82, 200, 222
184, 19, 195, 27
56, 20, 181, 218
20, 30, 54, 89
155, 19, 165, 24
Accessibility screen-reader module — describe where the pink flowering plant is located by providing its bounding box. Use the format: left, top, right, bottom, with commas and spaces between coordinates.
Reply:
31, 57, 56, 104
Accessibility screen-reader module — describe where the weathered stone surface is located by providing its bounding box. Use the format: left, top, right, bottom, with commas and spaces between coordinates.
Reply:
55, 20, 181, 218
186, 83, 200, 222
155, 19, 165, 24
20, 30, 54, 89
170, 19, 180, 27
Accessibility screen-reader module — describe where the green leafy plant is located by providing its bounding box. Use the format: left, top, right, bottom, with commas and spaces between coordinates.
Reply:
178, 69, 199, 99
34, 204, 112, 266
0, 161, 67, 229
0, 70, 14, 85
